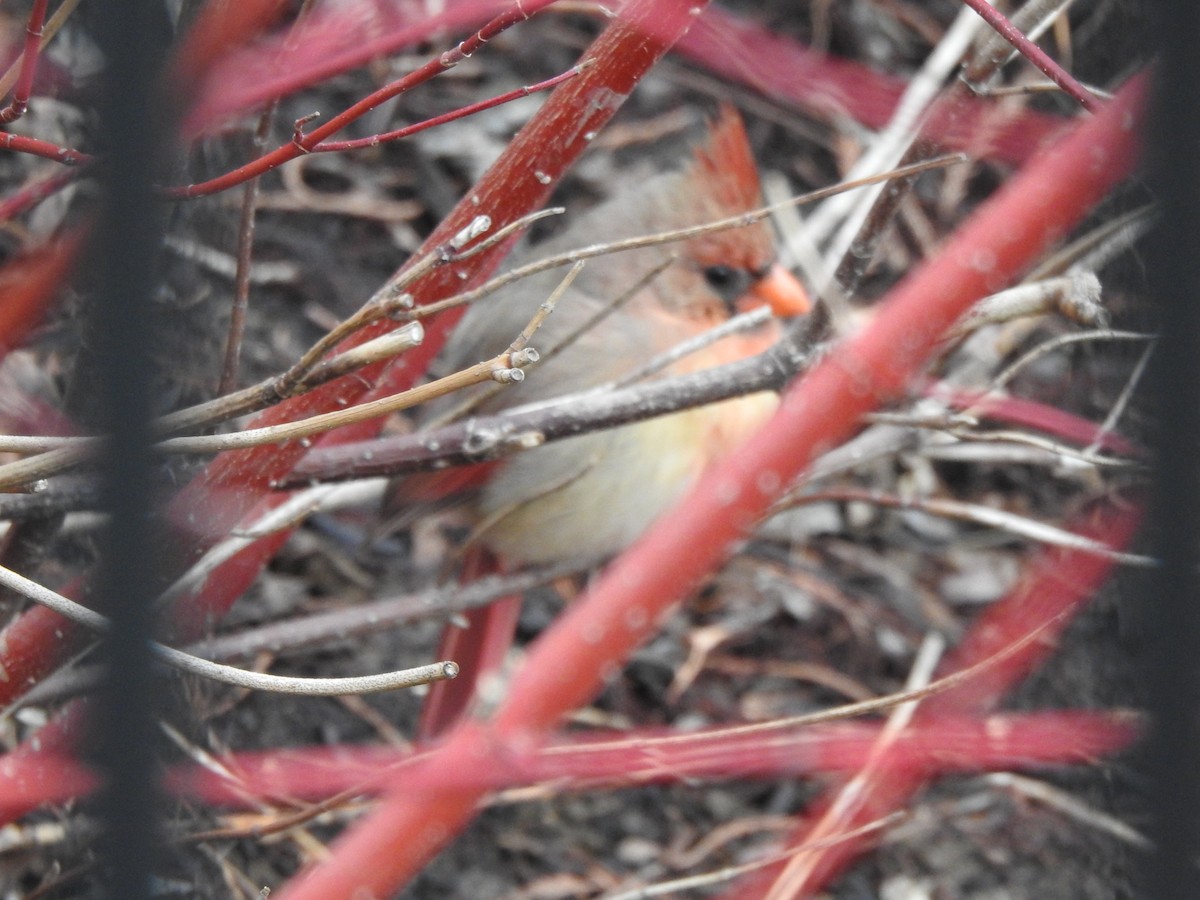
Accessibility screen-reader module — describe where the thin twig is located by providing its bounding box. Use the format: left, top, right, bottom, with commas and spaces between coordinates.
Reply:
820, 5, 984, 290
314, 63, 593, 153
155, 347, 539, 456
598, 815, 904, 900
217, 102, 277, 396
1086, 340, 1154, 456
0, 345, 537, 488
264, 208, 560, 403
992, 329, 1155, 391
984, 772, 1152, 850
777, 487, 1155, 565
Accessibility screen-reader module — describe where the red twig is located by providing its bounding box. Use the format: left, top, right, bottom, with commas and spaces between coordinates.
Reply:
958, 0, 1100, 112
0, 131, 88, 165
0, 0, 48, 124
182, 0, 514, 136
314, 64, 588, 153
934, 383, 1144, 457
182, 711, 1139, 805
170, 0, 558, 198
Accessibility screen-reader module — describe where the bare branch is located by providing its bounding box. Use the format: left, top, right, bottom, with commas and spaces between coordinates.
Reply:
281, 304, 831, 485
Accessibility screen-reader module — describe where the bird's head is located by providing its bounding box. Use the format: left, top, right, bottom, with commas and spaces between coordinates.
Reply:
661, 106, 810, 326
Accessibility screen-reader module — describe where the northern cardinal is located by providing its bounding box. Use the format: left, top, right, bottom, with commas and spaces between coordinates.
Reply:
395, 106, 810, 734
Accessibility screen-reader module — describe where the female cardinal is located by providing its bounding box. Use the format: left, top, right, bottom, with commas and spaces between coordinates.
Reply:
401, 107, 809, 564
396, 107, 809, 734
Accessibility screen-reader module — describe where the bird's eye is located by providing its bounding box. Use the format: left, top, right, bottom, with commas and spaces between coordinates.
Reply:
703, 265, 737, 290
702, 265, 753, 309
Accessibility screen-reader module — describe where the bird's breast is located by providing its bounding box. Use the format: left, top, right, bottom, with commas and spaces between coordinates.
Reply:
475, 390, 779, 565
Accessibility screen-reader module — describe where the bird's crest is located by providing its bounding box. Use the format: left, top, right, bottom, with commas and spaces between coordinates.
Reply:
683, 105, 773, 275
691, 104, 764, 218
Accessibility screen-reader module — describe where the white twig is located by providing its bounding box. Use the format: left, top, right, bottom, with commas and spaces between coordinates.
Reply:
0, 563, 455, 696
985, 772, 1152, 850
992, 329, 1154, 391
1086, 340, 1154, 456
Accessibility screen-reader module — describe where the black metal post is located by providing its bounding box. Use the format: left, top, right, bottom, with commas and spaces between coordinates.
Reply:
1144, 2, 1200, 896
89, 3, 170, 897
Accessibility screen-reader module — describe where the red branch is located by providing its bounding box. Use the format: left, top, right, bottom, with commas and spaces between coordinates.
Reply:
933, 383, 1144, 458
0, 710, 1136, 816
0, 0, 48, 124
0, 163, 87, 221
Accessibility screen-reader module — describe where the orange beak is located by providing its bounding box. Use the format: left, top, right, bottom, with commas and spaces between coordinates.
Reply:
741, 263, 811, 318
